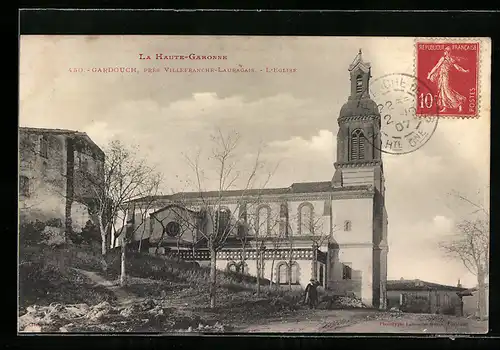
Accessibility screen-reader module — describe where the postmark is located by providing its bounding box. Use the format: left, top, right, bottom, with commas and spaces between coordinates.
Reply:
415, 41, 480, 118
367, 73, 439, 155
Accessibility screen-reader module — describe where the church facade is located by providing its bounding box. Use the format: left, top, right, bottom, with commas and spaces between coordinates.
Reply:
119, 52, 388, 309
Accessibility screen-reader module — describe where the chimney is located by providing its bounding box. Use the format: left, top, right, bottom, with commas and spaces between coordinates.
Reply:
457, 279, 462, 288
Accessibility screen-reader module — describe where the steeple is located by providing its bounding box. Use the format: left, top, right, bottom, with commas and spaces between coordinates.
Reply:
347, 49, 372, 99
332, 50, 383, 190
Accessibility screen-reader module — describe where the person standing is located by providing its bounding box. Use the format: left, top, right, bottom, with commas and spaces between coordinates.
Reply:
304, 279, 319, 309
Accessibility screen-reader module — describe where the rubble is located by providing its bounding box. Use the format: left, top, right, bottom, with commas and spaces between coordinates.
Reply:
87, 301, 113, 322
18, 298, 207, 333
119, 299, 162, 317
318, 295, 367, 309
182, 322, 225, 333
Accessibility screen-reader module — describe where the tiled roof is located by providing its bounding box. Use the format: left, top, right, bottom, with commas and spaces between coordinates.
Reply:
150, 203, 201, 215
128, 182, 373, 203
19, 127, 80, 134
387, 279, 468, 292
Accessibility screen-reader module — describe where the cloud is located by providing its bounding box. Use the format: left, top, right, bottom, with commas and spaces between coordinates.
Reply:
432, 215, 453, 232
267, 129, 335, 158
82, 121, 123, 148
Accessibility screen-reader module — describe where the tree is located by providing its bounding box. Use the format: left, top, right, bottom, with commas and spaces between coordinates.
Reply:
267, 203, 289, 288
180, 128, 276, 308
120, 181, 161, 287
440, 189, 489, 320
245, 205, 282, 296
81, 140, 164, 257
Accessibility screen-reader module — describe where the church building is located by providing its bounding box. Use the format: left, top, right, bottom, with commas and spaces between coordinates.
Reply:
119, 51, 389, 309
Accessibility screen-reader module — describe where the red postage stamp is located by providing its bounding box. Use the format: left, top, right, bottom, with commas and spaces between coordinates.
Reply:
416, 41, 480, 118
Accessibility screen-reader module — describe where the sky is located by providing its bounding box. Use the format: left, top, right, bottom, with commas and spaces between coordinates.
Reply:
19, 36, 491, 288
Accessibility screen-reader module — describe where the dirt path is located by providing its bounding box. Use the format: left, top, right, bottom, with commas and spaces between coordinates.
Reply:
241, 309, 368, 332
71, 268, 191, 311
240, 309, 488, 334
72, 268, 142, 306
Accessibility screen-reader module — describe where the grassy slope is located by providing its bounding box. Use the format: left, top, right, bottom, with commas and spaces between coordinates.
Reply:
19, 243, 305, 330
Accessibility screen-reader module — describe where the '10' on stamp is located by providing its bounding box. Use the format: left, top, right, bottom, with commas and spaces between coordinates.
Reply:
416, 41, 479, 118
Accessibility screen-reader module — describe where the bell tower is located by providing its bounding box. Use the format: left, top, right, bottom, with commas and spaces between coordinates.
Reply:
332, 49, 384, 193
330, 50, 388, 309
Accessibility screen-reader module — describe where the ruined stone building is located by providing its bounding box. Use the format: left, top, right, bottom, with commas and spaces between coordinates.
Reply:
18, 127, 105, 234
120, 52, 389, 308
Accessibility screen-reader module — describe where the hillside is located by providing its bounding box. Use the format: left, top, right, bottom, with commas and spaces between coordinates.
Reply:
18, 243, 304, 332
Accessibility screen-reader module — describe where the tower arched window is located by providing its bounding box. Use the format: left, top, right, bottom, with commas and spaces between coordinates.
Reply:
356, 75, 363, 93
298, 202, 314, 235
256, 205, 271, 236
350, 129, 365, 161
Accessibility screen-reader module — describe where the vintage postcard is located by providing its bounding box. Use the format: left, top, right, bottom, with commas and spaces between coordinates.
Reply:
18, 36, 490, 334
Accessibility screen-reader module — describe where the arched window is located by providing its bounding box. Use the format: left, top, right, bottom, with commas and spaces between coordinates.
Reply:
350, 129, 365, 161
280, 203, 288, 219
298, 202, 314, 235
277, 262, 288, 284
344, 220, 352, 231
217, 207, 231, 235
256, 205, 271, 236
290, 262, 300, 285
356, 75, 363, 93
19, 175, 30, 197
343, 264, 352, 280
239, 202, 247, 222
279, 202, 289, 237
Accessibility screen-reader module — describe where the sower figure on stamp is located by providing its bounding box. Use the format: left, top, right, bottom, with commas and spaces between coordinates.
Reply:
304, 279, 319, 309
426, 46, 470, 113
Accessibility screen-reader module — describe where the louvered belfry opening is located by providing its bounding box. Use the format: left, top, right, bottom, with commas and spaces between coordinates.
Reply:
350, 129, 365, 161
355, 75, 363, 93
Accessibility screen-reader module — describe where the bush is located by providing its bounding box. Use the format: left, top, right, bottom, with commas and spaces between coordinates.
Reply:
20, 219, 66, 247
45, 218, 63, 228
69, 220, 101, 245
19, 220, 46, 246
18, 257, 117, 311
